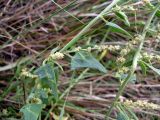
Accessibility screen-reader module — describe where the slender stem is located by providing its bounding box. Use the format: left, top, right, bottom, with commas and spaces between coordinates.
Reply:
51, 0, 84, 24
60, 68, 89, 99
105, 4, 160, 120
60, 0, 120, 52
22, 80, 26, 104
44, 69, 88, 120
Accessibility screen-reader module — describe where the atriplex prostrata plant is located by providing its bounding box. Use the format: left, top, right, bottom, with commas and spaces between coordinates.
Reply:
19, 0, 160, 120
105, 3, 160, 119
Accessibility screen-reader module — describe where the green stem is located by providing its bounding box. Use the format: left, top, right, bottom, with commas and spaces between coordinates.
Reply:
105, 4, 160, 120
51, 0, 84, 24
59, 68, 89, 99
44, 69, 88, 120
60, 0, 120, 52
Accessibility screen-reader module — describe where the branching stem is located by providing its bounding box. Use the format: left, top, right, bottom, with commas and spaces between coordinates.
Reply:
105, 4, 160, 120
60, 0, 120, 52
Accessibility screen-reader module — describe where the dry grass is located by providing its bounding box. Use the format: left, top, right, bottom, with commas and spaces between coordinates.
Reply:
0, 0, 160, 120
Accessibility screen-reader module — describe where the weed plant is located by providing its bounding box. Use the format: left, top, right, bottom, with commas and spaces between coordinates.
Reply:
0, 0, 160, 120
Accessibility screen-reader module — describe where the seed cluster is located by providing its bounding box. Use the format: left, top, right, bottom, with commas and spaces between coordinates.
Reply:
117, 57, 126, 63
49, 52, 64, 60
143, 0, 150, 4
118, 67, 129, 74
123, 99, 160, 110
74, 45, 121, 52
141, 52, 160, 62
29, 97, 42, 104
21, 68, 38, 78
26, 93, 42, 104
112, 5, 136, 12
117, 35, 142, 63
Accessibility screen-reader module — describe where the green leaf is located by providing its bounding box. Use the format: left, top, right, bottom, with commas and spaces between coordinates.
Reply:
71, 51, 107, 73
156, 10, 160, 17
139, 61, 147, 75
20, 104, 43, 120
117, 112, 128, 120
115, 11, 130, 26
34, 63, 58, 80
106, 22, 132, 37
34, 63, 59, 100
38, 89, 49, 104
142, 61, 160, 75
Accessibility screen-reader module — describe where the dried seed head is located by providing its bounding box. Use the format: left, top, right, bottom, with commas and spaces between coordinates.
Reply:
108, 45, 115, 51
142, 52, 154, 60
101, 45, 107, 50
127, 42, 133, 48
87, 47, 92, 52
114, 45, 120, 50
94, 45, 99, 49
75, 46, 81, 51
50, 52, 64, 60
143, 0, 150, 4
31, 97, 42, 104
21, 68, 38, 78
123, 99, 160, 110
155, 55, 160, 62
118, 67, 129, 74
130, 35, 142, 45
120, 48, 130, 56
93, 45, 121, 52
93, 45, 102, 51
117, 57, 126, 63
103, 45, 120, 51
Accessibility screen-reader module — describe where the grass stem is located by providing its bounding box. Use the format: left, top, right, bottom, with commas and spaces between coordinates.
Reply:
60, 0, 120, 52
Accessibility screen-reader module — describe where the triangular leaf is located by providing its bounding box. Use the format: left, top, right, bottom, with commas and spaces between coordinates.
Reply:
20, 104, 43, 120
34, 63, 59, 100
106, 22, 132, 37
71, 51, 107, 73
34, 64, 58, 81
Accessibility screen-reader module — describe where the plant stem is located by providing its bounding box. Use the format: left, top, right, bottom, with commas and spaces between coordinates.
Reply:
60, 0, 120, 52
105, 4, 160, 120
44, 69, 88, 120
60, 68, 89, 99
